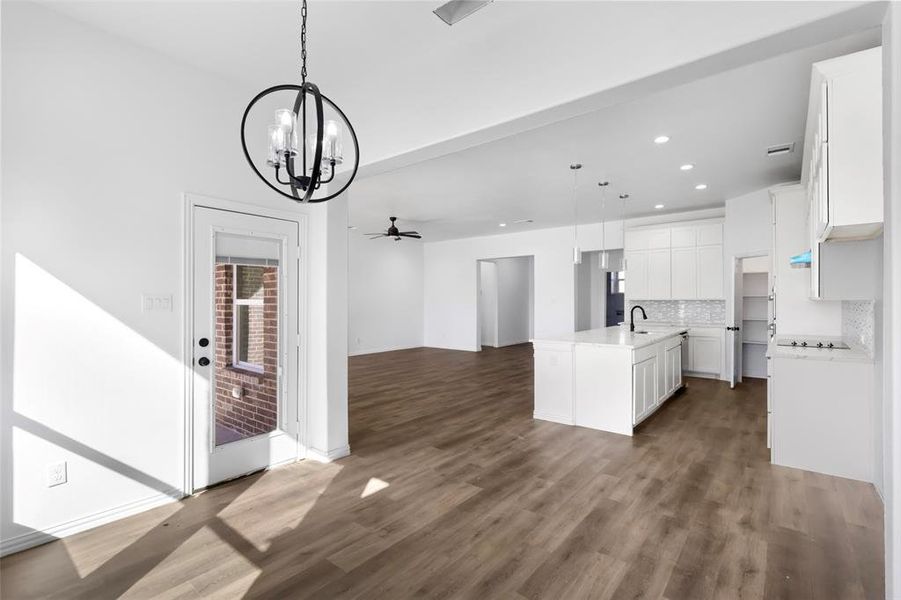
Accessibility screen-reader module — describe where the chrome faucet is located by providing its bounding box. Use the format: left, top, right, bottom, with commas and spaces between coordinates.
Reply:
630, 305, 647, 332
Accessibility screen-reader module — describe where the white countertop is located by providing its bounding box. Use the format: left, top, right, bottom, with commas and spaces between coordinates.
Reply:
532, 326, 687, 349
766, 338, 873, 363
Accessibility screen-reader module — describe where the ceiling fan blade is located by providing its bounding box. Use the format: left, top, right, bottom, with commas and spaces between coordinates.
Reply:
364, 232, 385, 236
397, 231, 420, 235
399, 233, 422, 239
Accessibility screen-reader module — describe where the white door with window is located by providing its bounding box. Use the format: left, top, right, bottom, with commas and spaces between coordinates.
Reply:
192, 206, 300, 490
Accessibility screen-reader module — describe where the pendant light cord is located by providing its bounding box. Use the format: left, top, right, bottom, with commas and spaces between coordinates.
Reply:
300, 0, 308, 84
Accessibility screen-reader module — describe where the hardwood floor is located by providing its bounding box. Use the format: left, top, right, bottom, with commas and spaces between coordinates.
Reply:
0, 344, 884, 599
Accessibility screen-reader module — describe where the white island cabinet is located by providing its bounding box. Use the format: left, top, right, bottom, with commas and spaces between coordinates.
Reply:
533, 327, 686, 436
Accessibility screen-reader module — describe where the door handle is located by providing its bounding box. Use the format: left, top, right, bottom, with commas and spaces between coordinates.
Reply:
198, 357, 210, 367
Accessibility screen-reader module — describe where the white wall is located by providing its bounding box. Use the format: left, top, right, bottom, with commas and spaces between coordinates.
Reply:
882, 5, 901, 597
423, 209, 722, 351
1, 2, 347, 555
494, 257, 532, 347
478, 261, 498, 347
348, 232, 423, 355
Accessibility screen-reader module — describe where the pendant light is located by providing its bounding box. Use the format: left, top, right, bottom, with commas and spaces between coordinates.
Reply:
240, 0, 359, 203
598, 181, 610, 270
571, 164, 582, 265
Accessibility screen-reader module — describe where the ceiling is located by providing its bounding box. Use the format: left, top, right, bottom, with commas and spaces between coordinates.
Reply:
350, 29, 879, 240
40, 0, 883, 241
43, 0, 870, 167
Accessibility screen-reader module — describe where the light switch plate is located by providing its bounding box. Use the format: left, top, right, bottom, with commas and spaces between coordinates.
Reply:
142, 294, 173, 313
47, 461, 67, 487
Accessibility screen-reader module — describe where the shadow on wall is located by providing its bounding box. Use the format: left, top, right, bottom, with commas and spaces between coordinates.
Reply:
1, 253, 311, 595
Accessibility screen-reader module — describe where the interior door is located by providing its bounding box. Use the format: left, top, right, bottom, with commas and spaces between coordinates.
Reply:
727, 257, 742, 388
192, 207, 300, 490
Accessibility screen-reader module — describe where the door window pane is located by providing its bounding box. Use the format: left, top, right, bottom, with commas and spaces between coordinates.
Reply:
214, 261, 279, 446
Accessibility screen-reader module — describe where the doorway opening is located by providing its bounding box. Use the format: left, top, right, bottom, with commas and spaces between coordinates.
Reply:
574, 249, 624, 331
477, 256, 534, 349
727, 253, 772, 387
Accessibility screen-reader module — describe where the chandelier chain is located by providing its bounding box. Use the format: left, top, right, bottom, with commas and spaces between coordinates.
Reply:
300, 0, 308, 83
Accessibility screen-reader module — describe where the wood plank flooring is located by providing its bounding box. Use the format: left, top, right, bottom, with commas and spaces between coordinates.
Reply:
0, 344, 884, 599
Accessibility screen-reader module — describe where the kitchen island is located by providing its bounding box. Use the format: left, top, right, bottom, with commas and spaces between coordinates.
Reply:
532, 326, 686, 436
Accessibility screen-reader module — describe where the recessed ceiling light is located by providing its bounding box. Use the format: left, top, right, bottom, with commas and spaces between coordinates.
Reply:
695, 183, 708, 190
348, 225, 357, 230
619, 193, 630, 200
655, 204, 665, 209
499, 223, 507, 227
512, 219, 534, 224
654, 135, 670, 144
680, 164, 694, 171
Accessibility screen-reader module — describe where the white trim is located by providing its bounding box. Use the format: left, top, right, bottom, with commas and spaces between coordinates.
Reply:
183, 193, 310, 494
0, 490, 183, 557
305, 444, 351, 463
348, 344, 422, 357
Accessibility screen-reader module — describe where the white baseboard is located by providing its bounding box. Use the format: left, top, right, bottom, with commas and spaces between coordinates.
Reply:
305, 444, 351, 463
348, 344, 420, 357
533, 411, 575, 426
0, 488, 184, 557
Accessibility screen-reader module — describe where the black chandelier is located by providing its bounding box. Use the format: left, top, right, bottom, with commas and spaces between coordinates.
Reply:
240, 0, 359, 203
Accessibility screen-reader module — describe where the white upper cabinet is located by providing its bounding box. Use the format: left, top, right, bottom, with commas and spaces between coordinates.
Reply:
625, 251, 649, 299
697, 245, 724, 299
803, 47, 883, 242
648, 249, 672, 299
670, 226, 696, 248
624, 220, 723, 300
671, 247, 698, 299
696, 223, 723, 246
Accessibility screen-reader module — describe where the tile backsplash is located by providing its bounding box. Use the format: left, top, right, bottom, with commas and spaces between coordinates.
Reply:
842, 300, 875, 354
627, 300, 725, 325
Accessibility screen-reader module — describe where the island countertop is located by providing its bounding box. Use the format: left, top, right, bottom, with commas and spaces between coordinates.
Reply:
532, 326, 687, 350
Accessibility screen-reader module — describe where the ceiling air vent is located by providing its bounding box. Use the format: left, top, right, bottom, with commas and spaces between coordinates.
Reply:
433, 0, 493, 26
766, 142, 795, 157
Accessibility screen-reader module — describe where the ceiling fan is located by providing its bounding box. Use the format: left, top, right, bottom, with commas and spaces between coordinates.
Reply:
366, 217, 422, 241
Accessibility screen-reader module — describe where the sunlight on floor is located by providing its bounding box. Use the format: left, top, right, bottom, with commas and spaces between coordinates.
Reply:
361, 477, 390, 498
61, 503, 183, 578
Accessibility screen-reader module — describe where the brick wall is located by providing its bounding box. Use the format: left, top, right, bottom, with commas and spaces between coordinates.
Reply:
214, 264, 279, 442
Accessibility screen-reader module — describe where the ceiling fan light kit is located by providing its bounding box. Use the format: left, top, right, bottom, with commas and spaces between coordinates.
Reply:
366, 217, 422, 242
241, 0, 359, 203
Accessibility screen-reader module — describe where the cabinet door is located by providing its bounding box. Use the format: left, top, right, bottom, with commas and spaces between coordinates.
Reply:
690, 336, 721, 374
632, 356, 657, 423
670, 247, 697, 299
624, 229, 649, 251
647, 249, 671, 299
670, 226, 696, 248
696, 223, 723, 246
625, 251, 648, 299
665, 344, 682, 395
697, 245, 723, 299
646, 228, 671, 249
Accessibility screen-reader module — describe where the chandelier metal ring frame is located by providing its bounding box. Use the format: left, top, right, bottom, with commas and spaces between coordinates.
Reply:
240, 83, 359, 203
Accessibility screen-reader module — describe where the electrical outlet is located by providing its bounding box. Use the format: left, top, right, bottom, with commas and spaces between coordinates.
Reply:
46, 461, 67, 487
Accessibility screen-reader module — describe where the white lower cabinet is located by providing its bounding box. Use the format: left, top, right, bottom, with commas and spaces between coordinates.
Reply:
665, 342, 682, 395
632, 355, 657, 424
689, 336, 721, 374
